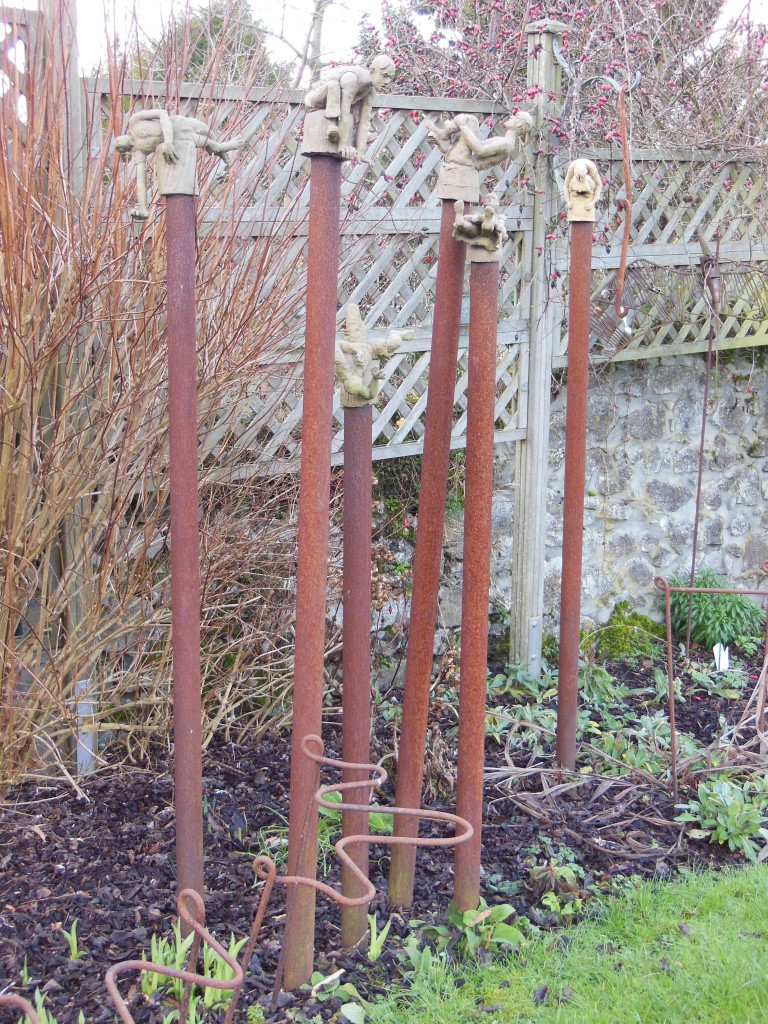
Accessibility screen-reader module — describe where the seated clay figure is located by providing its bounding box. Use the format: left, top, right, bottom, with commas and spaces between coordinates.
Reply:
114, 109, 243, 219
563, 158, 602, 217
304, 55, 396, 161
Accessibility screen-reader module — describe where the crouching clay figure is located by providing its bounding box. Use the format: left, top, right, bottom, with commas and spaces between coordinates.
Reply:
334, 304, 414, 407
563, 159, 602, 221
302, 55, 396, 162
115, 109, 243, 219
453, 194, 508, 261
425, 110, 532, 202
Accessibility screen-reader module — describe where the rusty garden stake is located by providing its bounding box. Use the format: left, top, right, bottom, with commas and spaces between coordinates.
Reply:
684, 232, 722, 660
450, 197, 507, 911
115, 110, 245, 901
388, 195, 468, 907
334, 309, 408, 946
556, 160, 603, 771
388, 106, 533, 908
282, 57, 395, 987
281, 153, 342, 990
165, 191, 205, 903
340, 403, 373, 947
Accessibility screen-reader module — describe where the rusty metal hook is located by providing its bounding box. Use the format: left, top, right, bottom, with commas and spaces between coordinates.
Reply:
264, 734, 473, 910
614, 82, 633, 320
103, 737, 472, 1022
105, 887, 246, 1024
0, 994, 42, 1024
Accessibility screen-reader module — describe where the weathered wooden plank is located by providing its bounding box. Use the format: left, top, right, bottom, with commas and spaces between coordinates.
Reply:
576, 242, 768, 271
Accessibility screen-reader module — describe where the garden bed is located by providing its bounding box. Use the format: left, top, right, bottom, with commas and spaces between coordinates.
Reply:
0, 650, 765, 1023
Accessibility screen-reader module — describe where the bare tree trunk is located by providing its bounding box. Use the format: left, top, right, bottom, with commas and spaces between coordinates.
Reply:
292, 0, 331, 88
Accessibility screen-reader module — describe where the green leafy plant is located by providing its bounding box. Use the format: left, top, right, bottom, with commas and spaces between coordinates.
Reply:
141, 920, 195, 1004
16, 990, 85, 1024
676, 777, 768, 861
60, 919, 86, 961
397, 934, 443, 978
541, 891, 584, 919
578, 662, 629, 705
688, 663, 748, 699
419, 899, 526, 961
666, 568, 765, 649
591, 711, 707, 778
366, 913, 393, 962
734, 633, 764, 658
302, 970, 367, 1007
319, 790, 393, 837
484, 706, 513, 745
140, 920, 246, 1015
487, 662, 557, 702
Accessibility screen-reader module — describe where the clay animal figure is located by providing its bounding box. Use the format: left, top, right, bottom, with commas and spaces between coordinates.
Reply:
452, 194, 508, 253
334, 304, 413, 407
563, 158, 603, 217
114, 109, 243, 219
304, 55, 396, 161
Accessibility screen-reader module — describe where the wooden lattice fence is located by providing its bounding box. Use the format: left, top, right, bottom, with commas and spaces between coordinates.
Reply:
94, 81, 533, 470
95, 76, 768, 472
554, 147, 768, 367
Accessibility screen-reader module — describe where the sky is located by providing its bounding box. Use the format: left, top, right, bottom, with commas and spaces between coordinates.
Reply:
74, 0, 380, 73
5, 0, 766, 75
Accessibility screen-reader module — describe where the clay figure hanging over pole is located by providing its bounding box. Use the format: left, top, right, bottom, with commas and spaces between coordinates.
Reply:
114, 111, 243, 907
303, 55, 396, 162
114, 109, 244, 220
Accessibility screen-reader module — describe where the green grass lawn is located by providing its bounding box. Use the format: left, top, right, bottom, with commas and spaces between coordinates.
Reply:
367, 865, 768, 1024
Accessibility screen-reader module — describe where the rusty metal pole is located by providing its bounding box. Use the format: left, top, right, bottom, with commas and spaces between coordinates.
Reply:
282, 154, 342, 990
166, 192, 204, 902
340, 403, 373, 948
556, 160, 601, 771
389, 198, 468, 908
454, 253, 500, 912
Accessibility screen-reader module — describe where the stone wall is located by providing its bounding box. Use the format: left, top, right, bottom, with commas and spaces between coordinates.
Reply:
450, 349, 768, 637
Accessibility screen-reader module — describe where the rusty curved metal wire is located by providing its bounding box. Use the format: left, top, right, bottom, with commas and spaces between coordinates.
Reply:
0, 994, 42, 1024
260, 734, 474, 911
104, 887, 248, 1024
614, 82, 633, 320
101, 735, 472, 1023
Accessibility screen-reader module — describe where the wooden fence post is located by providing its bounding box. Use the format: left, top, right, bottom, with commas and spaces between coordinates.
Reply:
509, 21, 565, 673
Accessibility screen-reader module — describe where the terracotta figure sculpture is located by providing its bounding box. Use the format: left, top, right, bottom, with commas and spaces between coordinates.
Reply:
563, 158, 603, 220
114, 110, 243, 219
334, 304, 413, 407
425, 110, 532, 202
303, 55, 396, 161
452, 194, 508, 259
455, 111, 533, 170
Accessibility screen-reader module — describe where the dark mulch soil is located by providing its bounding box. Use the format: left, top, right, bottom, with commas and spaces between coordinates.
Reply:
0, 656, 756, 1023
